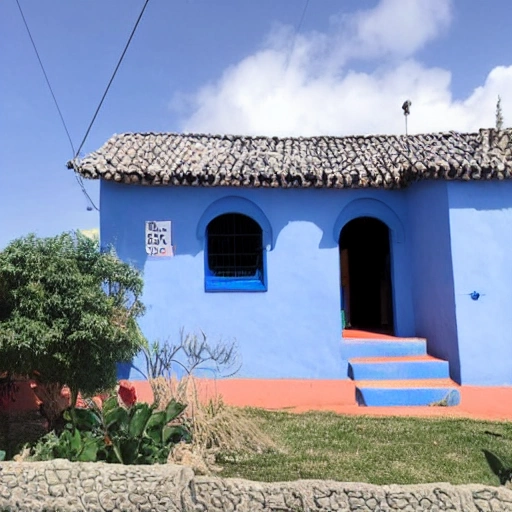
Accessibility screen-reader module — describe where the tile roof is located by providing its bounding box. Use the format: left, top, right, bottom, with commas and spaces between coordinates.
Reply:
68, 128, 512, 189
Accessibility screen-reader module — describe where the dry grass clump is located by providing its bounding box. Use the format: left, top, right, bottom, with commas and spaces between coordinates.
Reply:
150, 376, 279, 473
191, 395, 280, 461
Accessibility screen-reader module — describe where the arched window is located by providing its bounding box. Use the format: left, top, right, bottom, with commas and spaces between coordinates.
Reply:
205, 213, 266, 292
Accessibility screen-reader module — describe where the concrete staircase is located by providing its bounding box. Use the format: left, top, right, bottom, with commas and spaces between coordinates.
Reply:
341, 335, 460, 406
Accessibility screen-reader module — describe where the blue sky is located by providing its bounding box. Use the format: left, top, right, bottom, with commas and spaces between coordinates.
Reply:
1, 0, 511, 248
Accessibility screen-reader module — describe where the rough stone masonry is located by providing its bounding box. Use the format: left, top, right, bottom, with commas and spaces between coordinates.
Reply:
1, 459, 512, 511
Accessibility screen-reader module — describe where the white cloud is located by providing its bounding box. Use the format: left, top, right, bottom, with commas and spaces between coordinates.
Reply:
174, 0, 512, 137
337, 0, 452, 60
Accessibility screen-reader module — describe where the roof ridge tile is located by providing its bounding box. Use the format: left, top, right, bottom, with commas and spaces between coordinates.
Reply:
69, 128, 512, 189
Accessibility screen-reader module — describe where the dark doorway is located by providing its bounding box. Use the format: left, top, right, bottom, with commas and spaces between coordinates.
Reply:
339, 217, 394, 334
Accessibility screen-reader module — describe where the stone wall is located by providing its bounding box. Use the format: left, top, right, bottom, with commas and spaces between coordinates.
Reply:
1, 459, 512, 511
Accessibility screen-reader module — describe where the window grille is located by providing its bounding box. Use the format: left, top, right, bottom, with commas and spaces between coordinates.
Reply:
207, 213, 263, 278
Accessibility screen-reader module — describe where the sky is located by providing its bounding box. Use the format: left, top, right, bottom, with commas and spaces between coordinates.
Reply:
1, 0, 512, 249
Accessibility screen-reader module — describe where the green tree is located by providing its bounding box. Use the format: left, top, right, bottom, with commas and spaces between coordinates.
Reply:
0, 232, 145, 408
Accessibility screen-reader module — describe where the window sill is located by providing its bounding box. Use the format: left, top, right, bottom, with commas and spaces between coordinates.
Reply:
205, 276, 267, 292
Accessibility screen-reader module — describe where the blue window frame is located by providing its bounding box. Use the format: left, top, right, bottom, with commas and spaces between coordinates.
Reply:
205, 213, 267, 292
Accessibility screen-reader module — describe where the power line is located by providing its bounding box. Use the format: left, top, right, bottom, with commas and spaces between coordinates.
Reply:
15, 0, 151, 211
74, 0, 151, 159
296, 0, 311, 36
14, 0, 99, 211
284, 0, 311, 72
73, 0, 151, 210
70, 166, 100, 212
14, 0, 76, 156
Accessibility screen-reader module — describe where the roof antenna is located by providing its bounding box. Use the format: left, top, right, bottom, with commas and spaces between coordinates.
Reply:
402, 100, 411, 135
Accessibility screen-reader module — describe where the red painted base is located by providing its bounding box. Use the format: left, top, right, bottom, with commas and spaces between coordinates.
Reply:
4, 378, 512, 422
131, 378, 357, 410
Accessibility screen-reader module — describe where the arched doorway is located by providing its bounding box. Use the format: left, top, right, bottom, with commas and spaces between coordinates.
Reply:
339, 217, 394, 334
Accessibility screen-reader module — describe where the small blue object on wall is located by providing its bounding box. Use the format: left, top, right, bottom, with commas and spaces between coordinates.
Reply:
470, 291, 480, 301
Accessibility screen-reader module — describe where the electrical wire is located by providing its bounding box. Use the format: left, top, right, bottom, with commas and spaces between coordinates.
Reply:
284, 0, 311, 73
71, 167, 100, 212
73, 0, 151, 210
296, 0, 311, 36
14, 0, 76, 156
74, 0, 151, 159
14, 0, 99, 211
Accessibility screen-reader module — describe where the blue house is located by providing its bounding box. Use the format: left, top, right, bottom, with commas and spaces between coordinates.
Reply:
71, 128, 512, 407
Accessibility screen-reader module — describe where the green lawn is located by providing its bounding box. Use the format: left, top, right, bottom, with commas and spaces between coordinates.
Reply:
2, 407, 512, 487
217, 409, 512, 486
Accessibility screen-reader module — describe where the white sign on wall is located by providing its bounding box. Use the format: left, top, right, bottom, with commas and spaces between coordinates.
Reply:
145, 220, 173, 257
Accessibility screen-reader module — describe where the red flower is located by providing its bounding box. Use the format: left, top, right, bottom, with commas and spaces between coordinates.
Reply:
118, 380, 137, 407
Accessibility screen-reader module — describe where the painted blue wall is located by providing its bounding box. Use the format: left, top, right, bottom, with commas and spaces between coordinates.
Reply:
100, 181, 415, 381
407, 182, 460, 383
448, 181, 512, 385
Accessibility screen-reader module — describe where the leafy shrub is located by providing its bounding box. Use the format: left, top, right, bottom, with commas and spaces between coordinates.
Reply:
0, 232, 145, 410
29, 383, 190, 465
